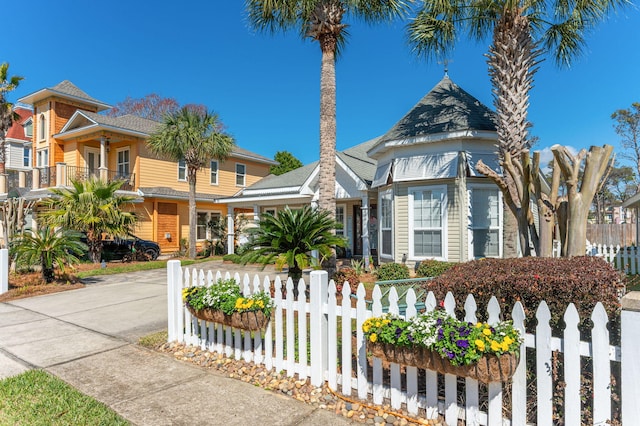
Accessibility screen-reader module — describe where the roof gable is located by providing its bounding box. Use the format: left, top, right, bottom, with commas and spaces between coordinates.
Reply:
6, 107, 33, 141
374, 76, 497, 147
18, 80, 111, 111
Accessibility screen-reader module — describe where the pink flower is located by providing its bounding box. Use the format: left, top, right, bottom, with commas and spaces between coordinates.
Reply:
439, 300, 445, 308
534, 274, 540, 280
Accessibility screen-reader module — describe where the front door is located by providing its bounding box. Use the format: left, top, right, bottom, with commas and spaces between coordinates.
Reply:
85, 147, 101, 178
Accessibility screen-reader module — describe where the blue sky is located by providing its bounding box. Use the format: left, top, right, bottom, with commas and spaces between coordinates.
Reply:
6, 1, 640, 166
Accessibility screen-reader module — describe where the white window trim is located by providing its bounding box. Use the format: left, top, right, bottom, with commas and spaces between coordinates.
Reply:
408, 185, 448, 261
467, 184, 503, 259
23, 146, 31, 168
235, 162, 246, 187
116, 147, 130, 176
335, 204, 346, 237
263, 208, 276, 217
196, 211, 222, 241
379, 188, 394, 259
210, 160, 219, 185
36, 148, 49, 168
38, 114, 46, 141
177, 159, 186, 182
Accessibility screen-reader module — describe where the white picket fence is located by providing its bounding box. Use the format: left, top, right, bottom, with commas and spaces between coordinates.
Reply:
166, 261, 640, 425
586, 243, 640, 274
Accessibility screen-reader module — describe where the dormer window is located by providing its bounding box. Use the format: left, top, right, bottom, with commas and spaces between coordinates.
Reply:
38, 114, 46, 141
24, 119, 33, 138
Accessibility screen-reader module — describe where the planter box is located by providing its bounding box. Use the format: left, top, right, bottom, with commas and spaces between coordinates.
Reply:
368, 341, 519, 384
186, 305, 270, 331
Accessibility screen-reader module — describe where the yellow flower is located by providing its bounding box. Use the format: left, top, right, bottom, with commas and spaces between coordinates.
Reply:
257, 300, 264, 308
491, 340, 501, 352
475, 340, 485, 351
504, 336, 514, 345
235, 299, 243, 309
483, 328, 492, 336
475, 322, 483, 328
500, 341, 509, 352
363, 324, 370, 333
370, 333, 378, 343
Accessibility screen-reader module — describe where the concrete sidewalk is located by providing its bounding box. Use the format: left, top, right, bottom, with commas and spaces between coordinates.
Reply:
0, 261, 353, 425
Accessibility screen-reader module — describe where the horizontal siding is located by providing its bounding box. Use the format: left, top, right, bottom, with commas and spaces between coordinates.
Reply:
447, 182, 461, 263
394, 184, 409, 263
131, 201, 154, 241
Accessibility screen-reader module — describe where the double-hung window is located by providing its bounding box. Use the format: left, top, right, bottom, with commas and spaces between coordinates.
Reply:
236, 163, 246, 186
23, 147, 31, 168
335, 205, 346, 238
470, 186, 501, 258
178, 159, 186, 181
379, 189, 393, 258
117, 149, 130, 177
210, 160, 218, 185
409, 186, 446, 260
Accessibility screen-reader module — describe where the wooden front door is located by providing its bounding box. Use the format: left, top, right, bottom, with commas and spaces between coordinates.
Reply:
157, 202, 178, 251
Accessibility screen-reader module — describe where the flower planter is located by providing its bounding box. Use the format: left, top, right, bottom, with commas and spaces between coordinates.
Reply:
186, 305, 270, 331
368, 341, 519, 384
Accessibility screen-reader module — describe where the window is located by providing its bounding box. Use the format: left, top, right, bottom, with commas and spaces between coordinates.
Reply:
38, 114, 46, 141
409, 186, 446, 259
470, 187, 501, 258
23, 147, 31, 168
178, 159, 186, 181
264, 208, 276, 217
236, 163, 246, 186
210, 160, 218, 185
379, 189, 393, 257
197, 212, 222, 240
335, 205, 346, 237
24, 119, 33, 138
197, 212, 208, 240
117, 149, 130, 177
36, 148, 48, 167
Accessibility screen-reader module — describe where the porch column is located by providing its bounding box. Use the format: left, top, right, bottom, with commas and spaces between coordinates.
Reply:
0, 174, 6, 194
253, 204, 260, 223
55, 162, 66, 187
361, 196, 370, 270
227, 206, 235, 255
99, 137, 108, 181
18, 171, 26, 188
32, 168, 40, 190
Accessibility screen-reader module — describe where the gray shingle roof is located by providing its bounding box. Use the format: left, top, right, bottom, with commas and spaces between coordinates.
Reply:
50, 81, 105, 104
245, 162, 317, 191
374, 76, 497, 146
80, 111, 162, 135
338, 137, 379, 184
138, 187, 221, 201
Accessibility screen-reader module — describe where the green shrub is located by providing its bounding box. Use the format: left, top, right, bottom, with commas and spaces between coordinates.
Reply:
424, 256, 623, 337
222, 253, 241, 263
375, 262, 410, 281
415, 259, 456, 278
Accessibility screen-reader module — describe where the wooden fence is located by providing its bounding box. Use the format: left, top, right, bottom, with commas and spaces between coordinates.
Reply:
167, 262, 640, 425
587, 223, 636, 247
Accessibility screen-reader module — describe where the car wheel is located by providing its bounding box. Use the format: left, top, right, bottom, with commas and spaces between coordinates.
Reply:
145, 248, 159, 261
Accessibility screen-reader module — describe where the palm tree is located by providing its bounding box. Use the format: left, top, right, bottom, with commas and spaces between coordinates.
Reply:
11, 227, 87, 283
40, 177, 138, 263
240, 206, 347, 281
245, 0, 411, 272
408, 0, 625, 255
148, 107, 235, 259
0, 63, 24, 175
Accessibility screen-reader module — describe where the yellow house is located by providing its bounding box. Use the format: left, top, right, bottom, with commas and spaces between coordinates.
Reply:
16, 80, 276, 253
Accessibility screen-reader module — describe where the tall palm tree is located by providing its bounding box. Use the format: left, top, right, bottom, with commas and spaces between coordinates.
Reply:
408, 0, 625, 255
40, 177, 138, 263
245, 0, 411, 272
0, 63, 24, 175
11, 227, 87, 283
148, 107, 235, 259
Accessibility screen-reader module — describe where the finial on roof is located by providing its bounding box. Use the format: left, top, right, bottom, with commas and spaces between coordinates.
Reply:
438, 59, 452, 78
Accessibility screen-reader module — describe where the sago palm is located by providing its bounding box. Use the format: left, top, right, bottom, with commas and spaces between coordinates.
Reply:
11, 227, 87, 283
40, 177, 138, 263
245, 0, 411, 272
148, 107, 235, 259
0, 63, 24, 175
240, 205, 347, 281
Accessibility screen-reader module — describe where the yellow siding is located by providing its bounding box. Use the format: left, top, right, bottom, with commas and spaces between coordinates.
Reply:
394, 184, 409, 263
131, 201, 154, 241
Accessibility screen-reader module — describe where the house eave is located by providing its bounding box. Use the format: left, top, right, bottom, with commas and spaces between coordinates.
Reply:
367, 130, 498, 158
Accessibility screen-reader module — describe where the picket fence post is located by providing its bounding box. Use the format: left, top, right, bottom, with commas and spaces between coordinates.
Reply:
621, 291, 640, 423
310, 270, 328, 387
167, 260, 183, 343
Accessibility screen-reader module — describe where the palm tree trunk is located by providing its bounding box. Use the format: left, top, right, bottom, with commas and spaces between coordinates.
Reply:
188, 169, 197, 259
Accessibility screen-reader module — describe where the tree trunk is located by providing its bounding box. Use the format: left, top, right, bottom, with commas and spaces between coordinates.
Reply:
318, 34, 337, 275
188, 168, 197, 259
552, 145, 614, 257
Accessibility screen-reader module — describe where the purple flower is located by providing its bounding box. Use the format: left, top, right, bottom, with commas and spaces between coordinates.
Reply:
436, 318, 443, 326
395, 327, 403, 337
456, 339, 470, 348
446, 350, 455, 359
437, 328, 444, 341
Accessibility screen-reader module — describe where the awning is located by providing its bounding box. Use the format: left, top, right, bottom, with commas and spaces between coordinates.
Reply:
372, 162, 392, 188
393, 152, 458, 181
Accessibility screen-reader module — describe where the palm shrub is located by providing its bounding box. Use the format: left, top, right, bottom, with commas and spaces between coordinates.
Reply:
11, 227, 87, 283
239, 206, 347, 281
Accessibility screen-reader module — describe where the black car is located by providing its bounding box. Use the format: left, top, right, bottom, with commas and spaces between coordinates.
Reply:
101, 235, 161, 262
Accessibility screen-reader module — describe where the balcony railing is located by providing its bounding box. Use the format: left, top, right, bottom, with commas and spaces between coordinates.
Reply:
36, 165, 136, 192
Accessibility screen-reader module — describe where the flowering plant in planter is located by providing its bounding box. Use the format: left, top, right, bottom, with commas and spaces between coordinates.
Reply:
363, 310, 522, 383
182, 278, 273, 330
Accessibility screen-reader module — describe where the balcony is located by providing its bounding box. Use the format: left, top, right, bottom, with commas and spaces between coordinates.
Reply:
28, 164, 135, 192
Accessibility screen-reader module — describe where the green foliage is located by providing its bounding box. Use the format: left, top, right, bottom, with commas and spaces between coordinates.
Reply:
40, 177, 137, 263
331, 267, 361, 293
239, 206, 346, 281
270, 151, 303, 175
415, 259, 456, 278
148, 107, 235, 259
0, 370, 129, 425
375, 262, 410, 281
182, 278, 273, 316
350, 258, 365, 275
11, 227, 87, 283
425, 257, 623, 337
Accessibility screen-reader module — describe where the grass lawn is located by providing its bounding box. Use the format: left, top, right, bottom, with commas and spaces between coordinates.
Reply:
0, 370, 129, 426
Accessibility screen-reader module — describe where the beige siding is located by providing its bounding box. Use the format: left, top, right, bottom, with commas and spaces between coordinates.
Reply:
394, 183, 409, 264
447, 182, 462, 263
